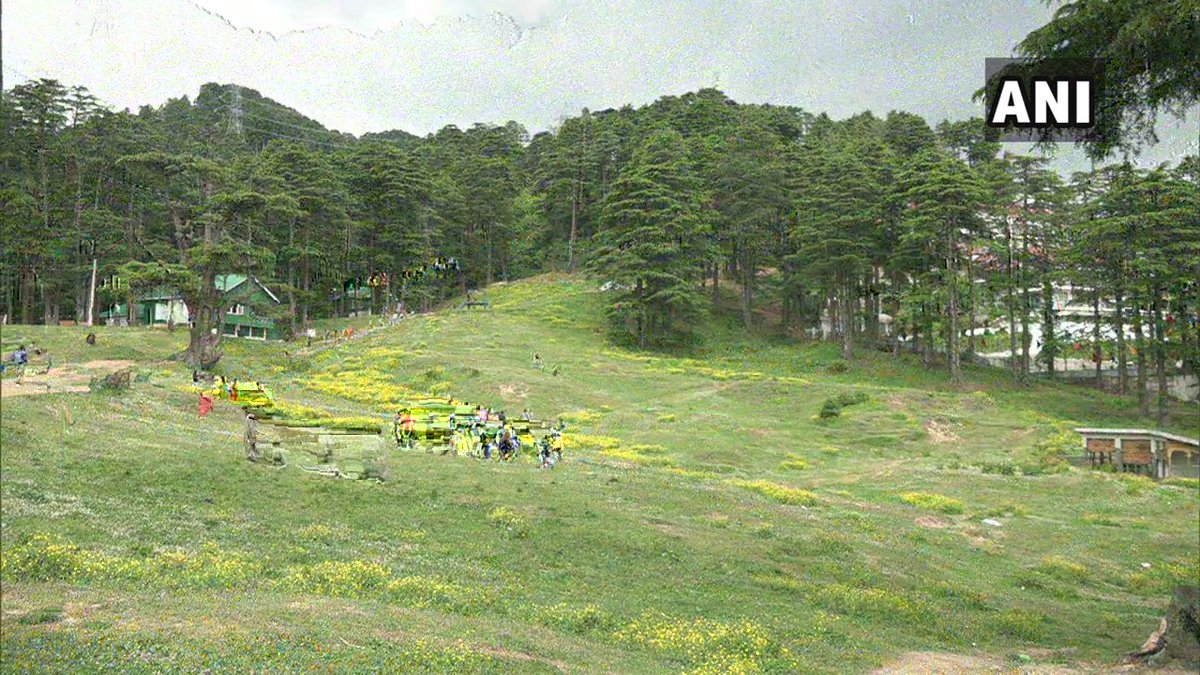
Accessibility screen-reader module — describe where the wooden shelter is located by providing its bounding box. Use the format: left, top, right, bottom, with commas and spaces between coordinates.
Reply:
1076, 428, 1200, 479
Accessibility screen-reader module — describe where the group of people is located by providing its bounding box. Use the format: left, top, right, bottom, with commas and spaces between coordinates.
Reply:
2, 343, 51, 383
393, 405, 566, 469
400, 257, 462, 281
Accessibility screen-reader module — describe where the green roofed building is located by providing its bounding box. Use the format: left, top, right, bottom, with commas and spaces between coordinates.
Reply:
100, 274, 283, 340
216, 274, 283, 340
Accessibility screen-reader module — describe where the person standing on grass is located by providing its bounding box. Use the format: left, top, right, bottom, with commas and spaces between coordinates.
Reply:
198, 392, 214, 418
533, 353, 543, 370
397, 409, 415, 448
10, 345, 28, 384
244, 412, 260, 461
498, 429, 515, 461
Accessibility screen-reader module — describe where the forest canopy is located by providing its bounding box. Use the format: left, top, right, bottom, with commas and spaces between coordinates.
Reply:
1, 79, 1196, 419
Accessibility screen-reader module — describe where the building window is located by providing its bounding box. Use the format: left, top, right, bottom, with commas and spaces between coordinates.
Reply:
228, 303, 246, 316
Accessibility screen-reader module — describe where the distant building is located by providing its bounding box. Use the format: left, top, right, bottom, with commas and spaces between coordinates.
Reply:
1077, 428, 1200, 479
100, 274, 282, 340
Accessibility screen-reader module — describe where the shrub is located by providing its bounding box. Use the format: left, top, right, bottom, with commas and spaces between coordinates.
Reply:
817, 391, 870, 420
486, 506, 527, 537
900, 492, 964, 515
1014, 429, 1075, 475
833, 391, 870, 407
979, 461, 1017, 475
818, 399, 843, 420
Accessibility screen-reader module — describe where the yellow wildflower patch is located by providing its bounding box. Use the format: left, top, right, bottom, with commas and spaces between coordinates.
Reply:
778, 454, 809, 471
569, 434, 622, 451
728, 479, 819, 506
614, 612, 782, 674
900, 491, 964, 515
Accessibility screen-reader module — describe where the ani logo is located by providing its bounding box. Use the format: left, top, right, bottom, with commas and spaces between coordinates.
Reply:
983, 58, 1106, 143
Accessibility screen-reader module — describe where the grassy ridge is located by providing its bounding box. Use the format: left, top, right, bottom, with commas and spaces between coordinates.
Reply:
2, 275, 1197, 673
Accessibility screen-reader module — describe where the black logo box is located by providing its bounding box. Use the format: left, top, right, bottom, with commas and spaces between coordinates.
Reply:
984, 57, 1107, 143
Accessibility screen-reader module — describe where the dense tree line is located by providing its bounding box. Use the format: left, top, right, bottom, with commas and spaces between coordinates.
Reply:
1, 78, 1196, 420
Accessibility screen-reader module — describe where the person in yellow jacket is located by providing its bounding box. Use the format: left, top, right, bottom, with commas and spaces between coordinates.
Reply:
550, 430, 564, 462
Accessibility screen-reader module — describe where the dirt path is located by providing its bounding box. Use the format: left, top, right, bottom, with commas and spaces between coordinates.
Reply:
873, 651, 1192, 674
0, 359, 136, 398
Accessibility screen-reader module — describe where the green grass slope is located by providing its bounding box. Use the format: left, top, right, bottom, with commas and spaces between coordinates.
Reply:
2, 275, 1197, 673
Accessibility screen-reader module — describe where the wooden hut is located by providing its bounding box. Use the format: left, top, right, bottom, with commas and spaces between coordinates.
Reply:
1076, 428, 1200, 479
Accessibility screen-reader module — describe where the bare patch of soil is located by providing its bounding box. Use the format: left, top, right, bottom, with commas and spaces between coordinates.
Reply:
925, 418, 960, 444
475, 645, 568, 672
498, 383, 528, 400
873, 651, 1188, 674
915, 516, 949, 529
1, 359, 135, 398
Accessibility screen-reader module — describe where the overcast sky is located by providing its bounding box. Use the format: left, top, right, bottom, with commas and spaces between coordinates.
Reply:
4, 0, 1196, 171
194, 0, 563, 30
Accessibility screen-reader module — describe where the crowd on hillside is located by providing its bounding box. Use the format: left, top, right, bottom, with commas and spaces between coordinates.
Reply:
393, 405, 566, 469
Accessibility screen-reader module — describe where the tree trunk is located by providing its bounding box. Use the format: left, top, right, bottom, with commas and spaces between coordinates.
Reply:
922, 305, 934, 369
1133, 300, 1149, 417
740, 253, 753, 330
966, 255, 976, 357
1114, 282, 1127, 393
1092, 291, 1103, 387
567, 178, 579, 273
1151, 287, 1168, 426
1041, 277, 1056, 378
950, 230, 960, 381
301, 252, 310, 327
636, 278, 646, 349
1006, 220, 1019, 381
1020, 232, 1031, 380
19, 268, 33, 325
841, 283, 853, 361
287, 217, 297, 332
126, 174, 138, 326
710, 262, 720, 305
486, 224, 494, 286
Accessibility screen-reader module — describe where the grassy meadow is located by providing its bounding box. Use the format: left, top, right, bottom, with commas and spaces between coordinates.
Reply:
1, 274, 1198, 673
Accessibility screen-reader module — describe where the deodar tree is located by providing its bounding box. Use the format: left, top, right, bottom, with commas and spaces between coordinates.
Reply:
593, 128, 713, 348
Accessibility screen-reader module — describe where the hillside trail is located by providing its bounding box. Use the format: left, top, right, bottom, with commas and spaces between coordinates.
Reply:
0, 359, 136, 398
874, 651, 1194, 674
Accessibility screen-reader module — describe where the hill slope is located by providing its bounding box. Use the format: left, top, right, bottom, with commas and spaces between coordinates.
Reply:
2, 275, 1197, 673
